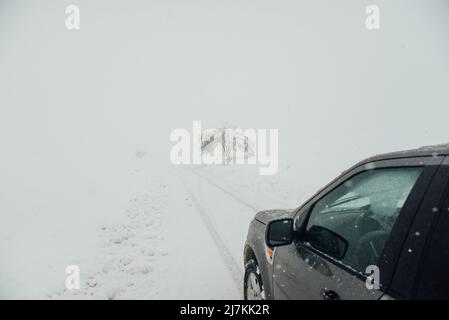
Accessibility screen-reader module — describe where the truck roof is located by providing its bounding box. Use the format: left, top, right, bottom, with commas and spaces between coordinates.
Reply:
355, 143, 449, 169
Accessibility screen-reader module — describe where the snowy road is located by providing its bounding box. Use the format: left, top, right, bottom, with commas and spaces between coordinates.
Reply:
182, 179, 244, 293
52, 165, 292, 300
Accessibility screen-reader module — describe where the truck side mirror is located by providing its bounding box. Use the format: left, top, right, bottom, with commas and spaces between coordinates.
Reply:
266, 219, 294, 247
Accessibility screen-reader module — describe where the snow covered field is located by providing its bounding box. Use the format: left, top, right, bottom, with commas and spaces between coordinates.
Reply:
44, 163, 322, 300
0, 145, 341, 300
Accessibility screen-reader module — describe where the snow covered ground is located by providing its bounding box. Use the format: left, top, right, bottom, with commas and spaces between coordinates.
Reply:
42, 162, 318, 300
0, 156, 326, 300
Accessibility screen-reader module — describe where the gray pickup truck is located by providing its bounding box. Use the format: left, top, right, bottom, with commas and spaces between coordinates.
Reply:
244, 144, 449, 300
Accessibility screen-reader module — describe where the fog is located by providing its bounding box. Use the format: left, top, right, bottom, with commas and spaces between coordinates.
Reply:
1, 0, 449, 298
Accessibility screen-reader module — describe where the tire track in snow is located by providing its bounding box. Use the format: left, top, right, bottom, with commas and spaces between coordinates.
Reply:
182, 179, 243, 294
188, 169, 261, 211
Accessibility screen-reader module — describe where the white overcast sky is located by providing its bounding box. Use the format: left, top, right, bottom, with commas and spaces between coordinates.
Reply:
1, 1, 449, 171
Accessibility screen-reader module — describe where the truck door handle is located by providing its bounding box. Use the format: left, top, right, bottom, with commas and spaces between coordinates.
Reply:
321, 288, 340, 300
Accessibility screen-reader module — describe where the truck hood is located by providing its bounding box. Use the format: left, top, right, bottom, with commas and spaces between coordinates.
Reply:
254, 209, 294, 225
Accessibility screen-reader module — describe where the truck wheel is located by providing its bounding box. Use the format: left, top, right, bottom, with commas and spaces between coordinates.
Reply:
244, 259, 265, 300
